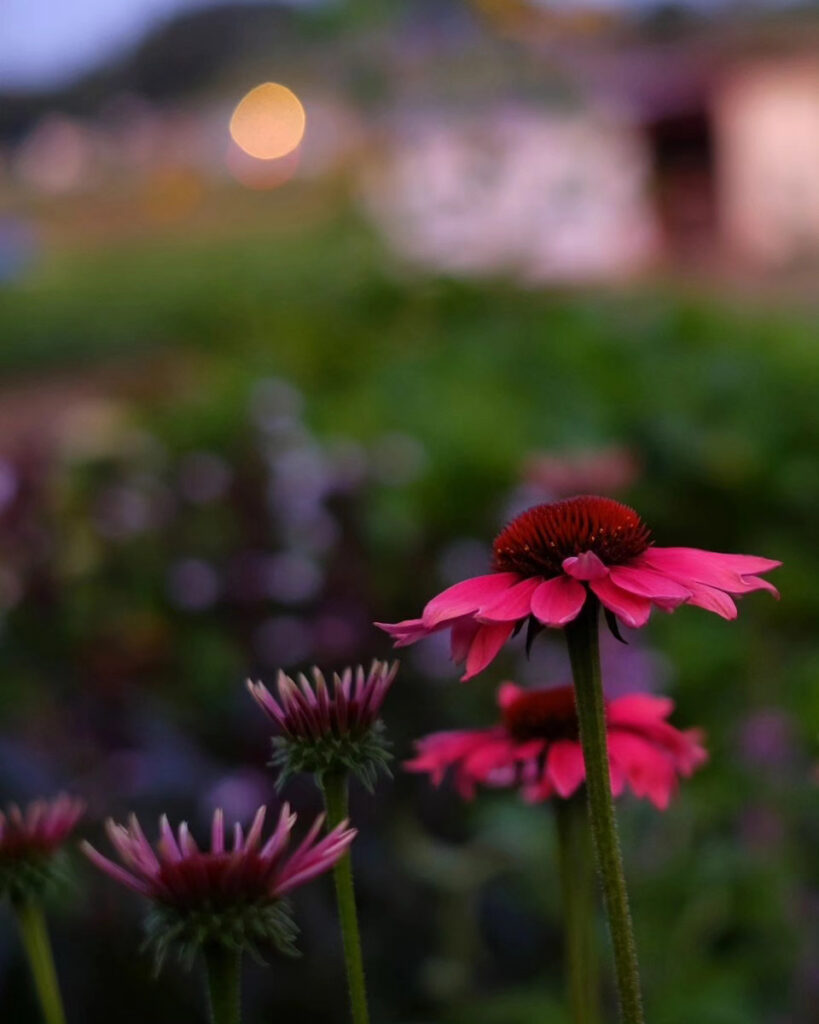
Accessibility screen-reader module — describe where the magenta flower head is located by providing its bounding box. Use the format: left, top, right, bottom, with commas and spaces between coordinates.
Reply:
248, 660, 399, 790
407, 683, 707, 810
377, 495, 781, 679
0, 795, 85, 903
82, 804, 355, 966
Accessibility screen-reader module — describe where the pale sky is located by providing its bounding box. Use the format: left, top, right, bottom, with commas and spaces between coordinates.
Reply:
0, 0, 321, 90
0, 0, 798, 91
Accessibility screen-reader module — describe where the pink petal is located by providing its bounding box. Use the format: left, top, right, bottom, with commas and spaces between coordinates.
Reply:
244, 807, 267, 852
374, 618, 432, 647
608, 566, 692, 603
531, 576, 587, 626
685, 582, 737, 619
562, 551, 609, 581
422, 573, 522, 627
81, 842, 153, 896
497, 682, 525, 709
260, 804, 296, 860
522, 773, 555, 802
546, 740, 586, 797
211, 810, 225, 855
405, 730, 496, 786
461, 735, 521, 782
607, 694, 675, 726
607, 732, 676, 810
589, 577, 652, 628
636, 547, 780, 593
608, 757, 626, 798
450, 617, 480, 664
462, 622, 514, 680
158, 815, 182, 863
477, 577, 541, 622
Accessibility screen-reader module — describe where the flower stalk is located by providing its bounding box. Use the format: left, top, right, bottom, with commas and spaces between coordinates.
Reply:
321, 771, 370, 1024
14, 898, 67, 1024
203, 944, 242, 1024
565, 597, 644, 1024
555, 798, 600, 1024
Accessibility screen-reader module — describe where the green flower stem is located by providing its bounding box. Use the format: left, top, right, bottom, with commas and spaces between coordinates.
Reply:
555, 797, 601, 1024
203, 945, 241, 1024
321, 771, 370, 1024
13, 898, 67, 1024
565, 598, 645, 1024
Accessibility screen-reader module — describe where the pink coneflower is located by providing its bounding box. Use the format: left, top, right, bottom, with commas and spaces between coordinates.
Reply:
377, 495, 780, 679
0, 795, 85, 901
248, 661, 398, 788
407, 683, 707, 810
82, 804, 355, 962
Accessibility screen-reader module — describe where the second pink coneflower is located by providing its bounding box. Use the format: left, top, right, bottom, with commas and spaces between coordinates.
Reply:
407, 683, 707, 810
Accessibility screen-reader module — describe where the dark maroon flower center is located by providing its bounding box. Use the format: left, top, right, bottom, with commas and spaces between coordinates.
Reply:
501, 685, 580, 742
0, 834, 58, 859
158, 852, 269, 909
493, 495, 652, 578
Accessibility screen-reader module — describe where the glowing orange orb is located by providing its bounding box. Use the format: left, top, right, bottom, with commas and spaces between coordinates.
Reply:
229, 83, 306, 160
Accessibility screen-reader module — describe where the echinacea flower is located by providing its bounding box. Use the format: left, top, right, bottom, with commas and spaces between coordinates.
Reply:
82, 804, 355, 965
407, 683, 707, 810
0, 795, 85, 902
377, 495, 780, 679
248, 661, 398, 789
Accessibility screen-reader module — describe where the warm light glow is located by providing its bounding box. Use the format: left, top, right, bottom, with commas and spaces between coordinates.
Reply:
229, 83, 306, 160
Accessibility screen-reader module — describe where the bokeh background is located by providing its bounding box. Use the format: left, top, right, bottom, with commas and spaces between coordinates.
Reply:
0, 1, 817, 1022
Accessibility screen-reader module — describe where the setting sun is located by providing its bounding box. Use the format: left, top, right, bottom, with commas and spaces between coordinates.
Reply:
229, 82, 306, 160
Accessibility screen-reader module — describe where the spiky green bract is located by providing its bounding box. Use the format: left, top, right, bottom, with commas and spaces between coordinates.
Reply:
271, 720, 392, 792
84, 803, 356, 980
144, 897, 299, 972
0, 851, 70, 905
0, 796, 84, 906
249, 662, 398, 791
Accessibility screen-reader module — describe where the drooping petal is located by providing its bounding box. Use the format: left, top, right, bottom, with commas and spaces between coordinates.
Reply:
589, 576, 653, 628
684, 582, 738, 619
607, 732, 677, 810
462, 622, 515, 680
422, 573, 522, 627
522, 773, 556, 803
530, 576, 587, 626
545, 740, 586, 797
374, 618, 434, 647
736, 575, 780, 598
450, 617, 480, 664
405, 730, 494, 787
461, 735, 525, 784
608, 566, 692, 604
636, 547, 780, 594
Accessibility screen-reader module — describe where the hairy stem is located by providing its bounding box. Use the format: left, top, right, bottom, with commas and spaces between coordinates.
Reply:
321, 771, 370, 1024
203, 944, 241, 1024
555, 797, 601, 1024
14, 899, 67, 1024
565, 598, 645, 1024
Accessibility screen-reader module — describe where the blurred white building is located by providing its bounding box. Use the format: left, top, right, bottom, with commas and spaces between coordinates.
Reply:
714, 58, 819, 268
362, 106, 661, 283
